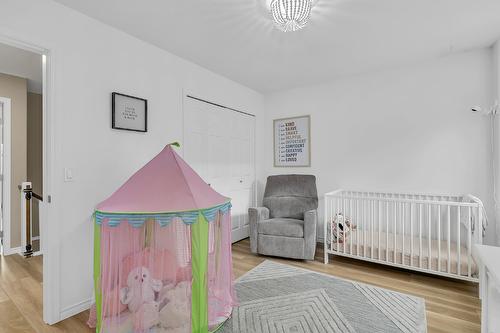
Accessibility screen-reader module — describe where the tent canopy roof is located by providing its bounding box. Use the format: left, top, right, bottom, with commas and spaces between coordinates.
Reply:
96, 144, 229, 214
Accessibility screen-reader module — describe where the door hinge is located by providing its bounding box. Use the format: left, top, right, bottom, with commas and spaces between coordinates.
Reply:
47, 195, 52, 203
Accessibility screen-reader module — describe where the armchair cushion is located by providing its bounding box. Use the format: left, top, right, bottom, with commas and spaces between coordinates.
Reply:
263, 175, 318, 219
258, 218, 304, 238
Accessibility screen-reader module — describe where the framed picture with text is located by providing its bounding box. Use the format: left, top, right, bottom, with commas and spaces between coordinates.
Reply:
112, 92, 148, 132
273, 115, 311, 167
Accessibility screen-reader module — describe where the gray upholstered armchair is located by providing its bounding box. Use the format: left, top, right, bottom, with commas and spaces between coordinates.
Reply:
248, 174, 318, 260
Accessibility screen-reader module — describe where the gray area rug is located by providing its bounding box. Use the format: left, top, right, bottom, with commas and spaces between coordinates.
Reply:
219, 260, 427, 333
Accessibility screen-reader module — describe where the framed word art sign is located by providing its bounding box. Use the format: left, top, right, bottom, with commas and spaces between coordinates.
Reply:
273, 115, 311, 167
112, 92, 148, 132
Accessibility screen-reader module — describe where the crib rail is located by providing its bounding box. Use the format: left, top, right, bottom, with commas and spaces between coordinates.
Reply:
324, 190, 484, 282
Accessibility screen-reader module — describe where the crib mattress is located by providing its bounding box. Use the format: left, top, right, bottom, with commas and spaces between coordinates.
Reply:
332, 230, 478, 277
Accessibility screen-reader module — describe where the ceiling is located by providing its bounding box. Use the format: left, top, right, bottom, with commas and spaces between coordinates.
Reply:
54, 0, 500, 92
0, 43, 42, 93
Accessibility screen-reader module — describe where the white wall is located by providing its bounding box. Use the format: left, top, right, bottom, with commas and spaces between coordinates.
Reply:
0, 0, 263, 322
493, 40, 500, 246
263, 49, 497, 245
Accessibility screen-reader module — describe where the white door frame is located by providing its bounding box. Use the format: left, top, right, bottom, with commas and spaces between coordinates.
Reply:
0, 97, 12, 255
0, 34, 58, 324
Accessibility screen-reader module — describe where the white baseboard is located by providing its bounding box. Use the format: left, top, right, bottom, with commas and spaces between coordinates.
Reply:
60, 298, 92, 321
2, 246, 21, 256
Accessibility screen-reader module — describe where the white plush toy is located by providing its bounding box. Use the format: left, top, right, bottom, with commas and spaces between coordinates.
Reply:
158, 281, 191, 333
328, 213, 356, 244
133, 301, 160, 332
120, 266, 162, 313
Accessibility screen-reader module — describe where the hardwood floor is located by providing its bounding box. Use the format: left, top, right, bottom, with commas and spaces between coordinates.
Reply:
0, 254, 89, 333
233, 239, 481, 333
0, 238, 481, 332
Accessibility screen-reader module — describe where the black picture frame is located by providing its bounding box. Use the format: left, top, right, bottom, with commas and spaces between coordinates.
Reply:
111, 92, 148, 132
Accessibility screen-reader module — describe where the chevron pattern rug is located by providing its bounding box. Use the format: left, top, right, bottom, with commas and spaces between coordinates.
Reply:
219, 260, 427, 333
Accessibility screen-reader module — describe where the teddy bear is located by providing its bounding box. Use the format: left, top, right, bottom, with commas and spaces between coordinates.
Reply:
157, 281, 191, 333
120, 266, 162, 313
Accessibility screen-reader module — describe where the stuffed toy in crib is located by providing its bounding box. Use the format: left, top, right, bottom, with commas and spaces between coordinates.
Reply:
327, 213, 356, 244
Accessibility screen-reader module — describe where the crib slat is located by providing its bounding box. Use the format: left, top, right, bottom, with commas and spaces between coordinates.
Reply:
419, 204, 423, 268
357, 198, 360, 257
364, 199, 367, 258
337, 197, 346, 254
330, 196, 334, 253
402, 200, 405, 267
350, 198, 353, 255
457, 206, 461, 276
478, 206, 483, 245
468, 206, 471, 277
447, 205, 451, 273
428, 205, 432, 270
438, 205, 441, 272
345, 197, 348, 254
324, 195, 328, 264
336, 197, 340, 253
393, 202, 397, 264
328, 196, 331, 252
386, 200, 389, 262
371, 200, 374, 259
378, 200, 381, 261
410, 203, 414, 267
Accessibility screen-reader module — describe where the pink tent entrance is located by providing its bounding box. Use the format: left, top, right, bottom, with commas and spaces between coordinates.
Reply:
89, 143, 236, 333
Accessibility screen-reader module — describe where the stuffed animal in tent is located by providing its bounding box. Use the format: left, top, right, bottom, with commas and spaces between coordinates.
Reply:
158, 281, 191, 333
133, 301, 160, 332
120, 266, 162, 313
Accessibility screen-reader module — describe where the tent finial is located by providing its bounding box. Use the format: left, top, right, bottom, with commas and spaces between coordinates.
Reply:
169, 141, 181, 148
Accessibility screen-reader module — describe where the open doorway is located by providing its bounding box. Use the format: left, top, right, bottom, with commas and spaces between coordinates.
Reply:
0, 39, 56, 328
0, 42, 43, 256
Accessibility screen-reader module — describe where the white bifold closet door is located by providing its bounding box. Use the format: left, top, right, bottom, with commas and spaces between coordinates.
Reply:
183, 96, 255, 243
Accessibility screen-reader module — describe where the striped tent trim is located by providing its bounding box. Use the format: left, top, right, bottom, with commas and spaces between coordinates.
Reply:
95, 201, 232, 227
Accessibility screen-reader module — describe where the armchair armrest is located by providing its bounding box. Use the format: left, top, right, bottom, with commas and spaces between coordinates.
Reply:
303, 209, 318, 260
248, 207, 269, 253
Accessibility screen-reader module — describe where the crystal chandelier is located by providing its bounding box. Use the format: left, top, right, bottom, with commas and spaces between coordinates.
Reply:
270, 0, 313, 32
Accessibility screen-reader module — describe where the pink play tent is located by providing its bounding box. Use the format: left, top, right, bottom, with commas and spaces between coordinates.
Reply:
90, 143, 236, 333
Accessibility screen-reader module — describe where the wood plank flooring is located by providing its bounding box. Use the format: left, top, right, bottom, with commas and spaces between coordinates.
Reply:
0, 254, 89, 333
0, 238, 481, 332
232, 239, 481, 333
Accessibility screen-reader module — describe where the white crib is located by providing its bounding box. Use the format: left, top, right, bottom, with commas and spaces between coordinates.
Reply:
324, 190, 486, 282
